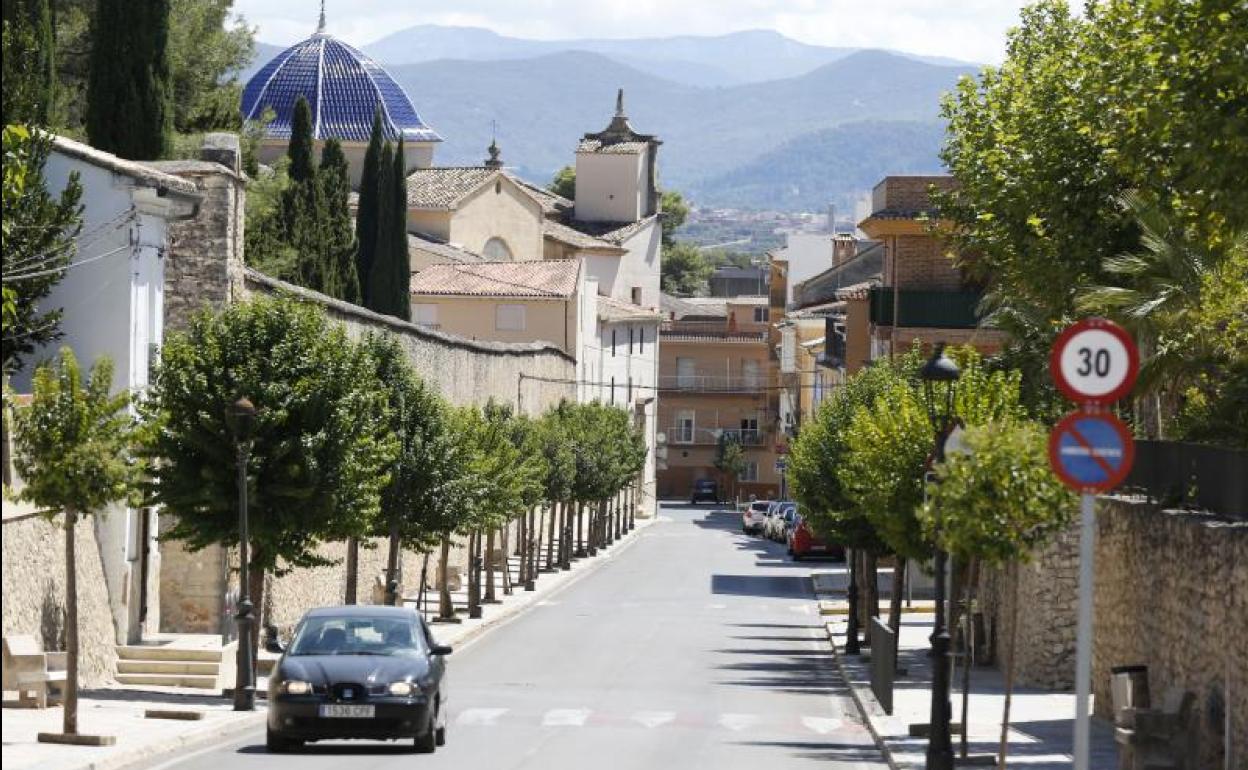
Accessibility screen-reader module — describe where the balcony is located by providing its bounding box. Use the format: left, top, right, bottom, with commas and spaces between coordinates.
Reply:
658, 375, 766, 393
666, 427, 767, 446
660, 320, 766, 341
868, 288, 983, 329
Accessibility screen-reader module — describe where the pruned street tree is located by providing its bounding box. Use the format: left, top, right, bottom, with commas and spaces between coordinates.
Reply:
12, 348, 138, 739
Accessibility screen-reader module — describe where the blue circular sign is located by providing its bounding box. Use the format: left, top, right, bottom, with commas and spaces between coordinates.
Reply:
1048, 412, 1135, 492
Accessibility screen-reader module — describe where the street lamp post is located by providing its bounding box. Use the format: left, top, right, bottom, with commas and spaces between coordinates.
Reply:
226, 396, 257, 712
919, 343, 959, 770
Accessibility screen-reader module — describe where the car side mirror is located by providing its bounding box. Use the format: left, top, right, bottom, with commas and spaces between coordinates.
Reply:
430, 644, 453, 656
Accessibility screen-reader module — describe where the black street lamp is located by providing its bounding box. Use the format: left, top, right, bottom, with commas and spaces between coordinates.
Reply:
919, 343, 959, 770
226, 396, 257, 712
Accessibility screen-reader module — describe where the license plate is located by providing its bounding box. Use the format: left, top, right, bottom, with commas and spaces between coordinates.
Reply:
810, 545, 827, 551
319, 704, 375, 719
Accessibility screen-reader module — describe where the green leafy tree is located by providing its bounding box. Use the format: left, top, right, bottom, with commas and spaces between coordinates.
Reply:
165, 0, 253, 133
2, 125, 83, 375
661, 241, 713, 296
659, 189, 689, 247
918, 421, 1076, 767
12, 349, 137, 737
140, 296, 395, 628
318, 138, 361, 304
367, 138, 411, 320
713, 433, 747, 503
2, 0, 56, 125
548, 165, 575, 200
86, 0, 173, 160
241, 156, 298, 280
355, 109, 384, 304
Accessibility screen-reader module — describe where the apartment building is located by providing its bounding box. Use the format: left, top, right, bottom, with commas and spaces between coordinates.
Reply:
656, 296, 782, 501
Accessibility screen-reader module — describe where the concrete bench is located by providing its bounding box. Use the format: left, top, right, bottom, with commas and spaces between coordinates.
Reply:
2, 635, 67, 709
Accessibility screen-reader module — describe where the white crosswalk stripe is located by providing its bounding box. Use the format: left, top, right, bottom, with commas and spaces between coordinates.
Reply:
543, 708, 591, 727
456, 708, 508, 726
718, 713, 759, 731
801, 716, 842, 734
632, 710, 676, 728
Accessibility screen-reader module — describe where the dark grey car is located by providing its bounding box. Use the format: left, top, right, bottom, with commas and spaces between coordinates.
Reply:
265, 605, 452, 753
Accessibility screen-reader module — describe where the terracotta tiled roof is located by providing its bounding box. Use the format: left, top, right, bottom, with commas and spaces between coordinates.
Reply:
565, 214, 658, 245
407, 233, 483, 264
835, 281, 876, 300
576, 139, 649, 154
405, 167, 497, 209
410, 259, 580, 298
863, 207, 939, 220
543, 220, 624, 252
509, 175, 572, 216
597, 295, 662, 323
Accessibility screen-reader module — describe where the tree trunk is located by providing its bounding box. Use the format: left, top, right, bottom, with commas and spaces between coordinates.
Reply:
468, 530, 482, 618
63, 509, 79, 735
888, 557, 906, 666
998, 562, 1021, 769
484, 528, 497, 602
384, 517, 401, 606
417, 552, 430, 616
437, 536, 455, 621
344, 537, 359, 604
866, 551, 880, 619
960, 557, 978, 758
576, 502, 585, 558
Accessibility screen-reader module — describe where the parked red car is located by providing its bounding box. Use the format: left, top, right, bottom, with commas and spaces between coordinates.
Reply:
788, 514, 844, 561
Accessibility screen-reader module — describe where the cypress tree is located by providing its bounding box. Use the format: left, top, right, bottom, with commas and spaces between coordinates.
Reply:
1, 0, 56, 125
319, 138, 360, 304
367, 142, 396, 316
86, 0, 173, 160
287, 95, 316, 184
355, 108, 384, 305
387, 139, 411, 321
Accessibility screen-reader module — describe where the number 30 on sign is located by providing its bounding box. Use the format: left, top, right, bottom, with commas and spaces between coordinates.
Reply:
1050, 318, 1139, 405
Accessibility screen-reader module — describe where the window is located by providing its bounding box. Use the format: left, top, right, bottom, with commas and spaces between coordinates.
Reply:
610, 376, 616, 404
631, 287, 642, 305
639, 327, 645, 352
740, 462, 759, 482
676, 357, 696, 388
741, 359, 761, 389
413, 304, 438, 327
740, 417, 759, 445
495, 304, 526, 331
676, 410, 695, 443
753, 306, 769, 323
612, 329, 617, 357
627, 377, 632, 403
629, 327, 634, 354
482, 237, 513, 260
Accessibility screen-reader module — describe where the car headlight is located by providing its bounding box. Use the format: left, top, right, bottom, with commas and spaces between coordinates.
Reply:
387, 681, 415, 696
281, 680, 312, 695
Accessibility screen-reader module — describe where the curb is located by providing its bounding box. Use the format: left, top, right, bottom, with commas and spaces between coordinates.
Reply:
99, 516, 660, 770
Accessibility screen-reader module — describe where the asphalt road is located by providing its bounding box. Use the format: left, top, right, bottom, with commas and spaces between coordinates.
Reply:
152, 502, 885, 770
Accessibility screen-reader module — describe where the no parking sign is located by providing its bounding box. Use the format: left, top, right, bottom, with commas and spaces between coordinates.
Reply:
1048, 411, 1135, 493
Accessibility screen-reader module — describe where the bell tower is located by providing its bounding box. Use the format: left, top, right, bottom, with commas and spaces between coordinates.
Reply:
573, 89, 661, 223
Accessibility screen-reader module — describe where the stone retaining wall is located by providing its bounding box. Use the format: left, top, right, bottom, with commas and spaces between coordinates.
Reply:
1, 509, 117, 686
978, 497, 1246, 769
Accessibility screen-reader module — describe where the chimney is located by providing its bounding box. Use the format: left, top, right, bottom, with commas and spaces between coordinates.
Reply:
832, 234, 857, 266
200, 133, 241, 174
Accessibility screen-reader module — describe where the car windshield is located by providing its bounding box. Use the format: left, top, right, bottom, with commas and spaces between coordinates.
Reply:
751, 502, 770, 512
287, 615, 427, 657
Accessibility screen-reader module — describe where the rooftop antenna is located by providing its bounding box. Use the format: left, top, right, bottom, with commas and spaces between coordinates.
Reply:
317, 0, 326, 34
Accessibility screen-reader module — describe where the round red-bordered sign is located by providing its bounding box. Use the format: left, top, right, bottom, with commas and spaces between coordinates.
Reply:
1048, 410, 1135, 493
1050, 318, 1139, 405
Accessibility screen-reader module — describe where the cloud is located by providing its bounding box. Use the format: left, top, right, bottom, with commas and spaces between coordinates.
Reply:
235, 0, 1029, 63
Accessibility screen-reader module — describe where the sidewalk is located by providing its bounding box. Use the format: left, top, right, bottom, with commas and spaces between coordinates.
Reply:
1, 517, 657, 770
812, 569, 1118, 770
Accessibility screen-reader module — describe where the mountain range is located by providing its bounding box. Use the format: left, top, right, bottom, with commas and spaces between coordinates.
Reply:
242, 27, 976, 211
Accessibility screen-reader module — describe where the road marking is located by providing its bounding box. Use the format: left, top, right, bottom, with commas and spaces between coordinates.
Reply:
801, 716, 842, 734
535, 600, 561, 606
632, 710, 676, 728
456, 707, 508, 726
718, 713, 758, 731
788, 603, 812, 614
543, 708, 591, 727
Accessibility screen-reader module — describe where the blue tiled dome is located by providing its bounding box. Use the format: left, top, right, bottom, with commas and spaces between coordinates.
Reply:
241, 32, 441, 144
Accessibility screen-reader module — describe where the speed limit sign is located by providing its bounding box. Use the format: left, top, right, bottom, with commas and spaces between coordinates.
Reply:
1050, 318, 1139, 405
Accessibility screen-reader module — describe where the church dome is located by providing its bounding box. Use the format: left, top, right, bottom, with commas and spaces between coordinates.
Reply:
240, 31, 441, 145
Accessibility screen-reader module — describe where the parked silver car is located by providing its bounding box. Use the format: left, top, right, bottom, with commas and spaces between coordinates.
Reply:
741, 499, 772, 534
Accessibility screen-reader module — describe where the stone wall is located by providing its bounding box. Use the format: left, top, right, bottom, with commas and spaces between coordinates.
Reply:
1, 510, 117, 687
978, 497, 1247, 769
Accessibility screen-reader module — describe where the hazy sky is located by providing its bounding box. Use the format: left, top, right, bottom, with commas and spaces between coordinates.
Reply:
235, 0, 1033, 64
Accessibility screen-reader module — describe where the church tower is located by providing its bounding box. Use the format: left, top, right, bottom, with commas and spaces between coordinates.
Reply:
573, 90, 662, 224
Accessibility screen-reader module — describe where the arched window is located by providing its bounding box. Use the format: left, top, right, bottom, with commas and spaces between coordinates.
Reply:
482, 237, 513, 261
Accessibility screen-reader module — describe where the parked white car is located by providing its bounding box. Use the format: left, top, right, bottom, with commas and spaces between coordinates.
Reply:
741, 500, 772, 535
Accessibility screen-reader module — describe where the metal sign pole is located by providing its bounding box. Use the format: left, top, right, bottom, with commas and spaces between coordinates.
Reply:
1073, 491, 1095, 770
